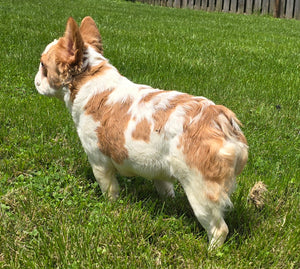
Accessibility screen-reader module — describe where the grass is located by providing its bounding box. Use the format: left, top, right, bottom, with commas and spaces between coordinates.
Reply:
0, 0, 299, 267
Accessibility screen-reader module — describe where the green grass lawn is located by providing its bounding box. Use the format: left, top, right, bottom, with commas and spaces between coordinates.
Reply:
0, 0, 299, 267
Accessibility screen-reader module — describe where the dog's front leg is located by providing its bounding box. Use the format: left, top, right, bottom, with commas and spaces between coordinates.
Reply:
91, 164, 120, 200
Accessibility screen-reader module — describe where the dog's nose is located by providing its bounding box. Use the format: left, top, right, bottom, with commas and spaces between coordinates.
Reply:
35, 74, 41, 87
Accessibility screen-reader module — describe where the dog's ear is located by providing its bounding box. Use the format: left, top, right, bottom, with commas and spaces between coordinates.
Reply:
80, 16, 103, 55
57, 17, 84, 67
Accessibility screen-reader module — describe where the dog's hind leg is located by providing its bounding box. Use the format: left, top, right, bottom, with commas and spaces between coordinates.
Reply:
180, 178, 229, 249
153, 180, 175, 198
91, 164, 120, 200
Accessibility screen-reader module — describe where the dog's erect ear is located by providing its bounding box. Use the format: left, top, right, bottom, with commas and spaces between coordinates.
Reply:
57, 17, 84, 67
80, 16, 103, 55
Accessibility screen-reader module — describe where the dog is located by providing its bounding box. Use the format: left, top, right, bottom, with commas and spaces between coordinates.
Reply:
35, 17, 248, 249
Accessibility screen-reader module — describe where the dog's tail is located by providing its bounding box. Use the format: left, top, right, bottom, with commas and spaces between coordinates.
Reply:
181, 102, 248, 183
196, 105, 248, 207
210, 105, 248, 177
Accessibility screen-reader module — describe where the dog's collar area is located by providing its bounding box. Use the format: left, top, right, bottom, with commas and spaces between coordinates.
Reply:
62, 62, 89, 87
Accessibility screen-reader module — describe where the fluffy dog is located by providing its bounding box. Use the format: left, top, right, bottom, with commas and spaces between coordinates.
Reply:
35, 17, 248, 248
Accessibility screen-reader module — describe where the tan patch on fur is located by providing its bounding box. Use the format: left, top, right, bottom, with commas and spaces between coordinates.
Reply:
85, 90, 132, 163
206, 182, 221, 203
180, 104, 247, 186
139, 90, 163, 103
139, 91, 203, 135
152, 94, 199, 133
132, 118, 151, 142
135, 90, 196, 138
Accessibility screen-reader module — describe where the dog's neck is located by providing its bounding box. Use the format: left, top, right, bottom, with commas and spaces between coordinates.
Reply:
64, 46, 122, 127
60, 46, 105, 106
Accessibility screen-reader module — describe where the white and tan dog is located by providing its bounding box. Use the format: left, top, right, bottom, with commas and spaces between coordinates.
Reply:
35, 17, 248, 248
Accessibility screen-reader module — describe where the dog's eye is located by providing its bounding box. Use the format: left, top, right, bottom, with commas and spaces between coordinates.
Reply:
41, 62, 47, 77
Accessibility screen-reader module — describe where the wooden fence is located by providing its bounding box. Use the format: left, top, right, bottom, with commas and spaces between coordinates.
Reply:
134, 0, 300, 19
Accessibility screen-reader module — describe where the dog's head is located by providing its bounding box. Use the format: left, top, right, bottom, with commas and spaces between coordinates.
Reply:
34, 17, 103, 99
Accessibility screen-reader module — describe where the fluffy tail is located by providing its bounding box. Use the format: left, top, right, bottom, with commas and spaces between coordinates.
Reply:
181, 103, 248, 186
203, 105, 248, 207
213, 105, 248, 176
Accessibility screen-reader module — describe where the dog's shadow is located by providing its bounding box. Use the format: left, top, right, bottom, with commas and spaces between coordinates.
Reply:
85, 168, 258, 248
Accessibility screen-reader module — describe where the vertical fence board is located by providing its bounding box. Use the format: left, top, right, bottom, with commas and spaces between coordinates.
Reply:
254, 0, 262, 12
286, 0, 294, 18
174, 0, 181, 7
280, 0, 285, 17
216, 0, 223, 10
246, 0, 253, 13
238, 0, 246, 13
295, 0, 300, 19
231, 0, 237, 12
202, 0, 208, 10
262, 0, 269, 14
209, 0, 215, 10
223, 0, 230, 11
269, 0, 274, 14
167, 0, 173, 7
194, 0, 201, 9
182, 0, 188, 7
274, 0, 280, 16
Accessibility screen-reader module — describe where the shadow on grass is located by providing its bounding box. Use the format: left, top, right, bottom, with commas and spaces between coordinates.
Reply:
83, 166, 264, 248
